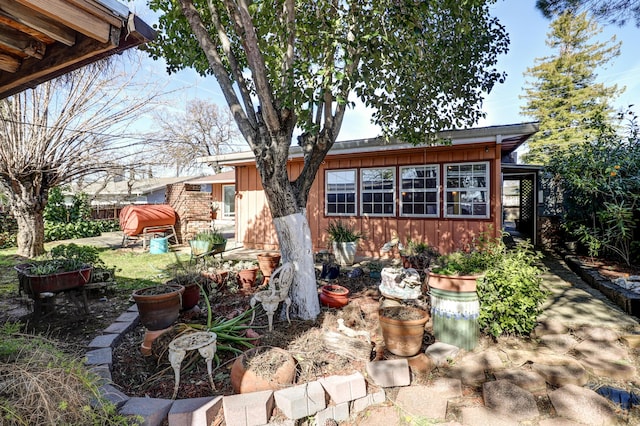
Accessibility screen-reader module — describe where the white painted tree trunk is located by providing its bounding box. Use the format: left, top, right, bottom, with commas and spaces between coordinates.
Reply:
273, 210, 320, 320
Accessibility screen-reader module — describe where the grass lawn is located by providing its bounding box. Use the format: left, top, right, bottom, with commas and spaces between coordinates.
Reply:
0, 243, 194, 295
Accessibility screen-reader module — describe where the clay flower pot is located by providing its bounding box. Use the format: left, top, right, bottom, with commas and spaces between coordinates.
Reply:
181, 284, 201, 311
230, 346, 297, 393
237, 267, 259, 293
257, 252, 281, 279
427, 271, 480, 293
319, 284, 350, 308
132, 284, 185, 331
379, 306, 430, 356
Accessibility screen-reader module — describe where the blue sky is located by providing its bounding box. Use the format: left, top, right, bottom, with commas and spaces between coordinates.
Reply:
129, 0, 640, 141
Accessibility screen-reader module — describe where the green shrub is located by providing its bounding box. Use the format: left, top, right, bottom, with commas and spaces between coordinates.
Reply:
326, 220, 364, 243
477, 240, 548, 338
44, 220, 118, 242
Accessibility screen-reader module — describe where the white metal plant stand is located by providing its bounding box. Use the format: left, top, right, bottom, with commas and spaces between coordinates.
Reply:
168, 331, 217, 399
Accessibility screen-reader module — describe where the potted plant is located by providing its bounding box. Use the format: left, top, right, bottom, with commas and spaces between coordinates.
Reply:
319, 284, 350, 308
15, 243, 99, 297
190, 229, 227, 258
210, 202, 219, 220
256, 252, 281, 281
132, 283, 185, 355
380, 234, 438, 271
234, 260, 260, 293
379, 305, 430, 356
326, 220, 364, 266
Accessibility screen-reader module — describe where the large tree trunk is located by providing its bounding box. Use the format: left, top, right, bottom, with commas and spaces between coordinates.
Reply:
273, 211, 320, 320
14, 204, 45, 258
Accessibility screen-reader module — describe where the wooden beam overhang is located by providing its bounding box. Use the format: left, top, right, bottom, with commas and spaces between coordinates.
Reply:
0, 0, 155, 100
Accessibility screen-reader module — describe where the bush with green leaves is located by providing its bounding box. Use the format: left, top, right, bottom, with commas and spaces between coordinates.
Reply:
477, 240, 548, 338
548, 112, 640, 265
326, 220, 364, 243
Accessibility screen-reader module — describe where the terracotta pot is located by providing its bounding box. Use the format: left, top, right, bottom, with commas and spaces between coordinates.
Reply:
257, 253, 281, 278
427, 271, 480, 293
319, 284, 350, 308
132, 284, 185, 331
379, 306, 430, 356
181, 284, 200, 310
237, 267, 259, 292
230, 347, 297, 393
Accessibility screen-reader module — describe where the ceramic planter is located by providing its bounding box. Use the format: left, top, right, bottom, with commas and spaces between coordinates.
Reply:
132, 284, 185, 331
319, 284, 350, 308
427, 271, 480, 293
230, 346, 297, 393
379, 306, 430, 356
332, 241, 357, 266
237, 267, 259, 293
427, 271, 480, 350
189, 240, 211, 256
181, 284, 201, 311
257, 252, 281, 279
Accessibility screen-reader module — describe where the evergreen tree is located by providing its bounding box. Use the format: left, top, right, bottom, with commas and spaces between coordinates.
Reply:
521, 11, 623, 164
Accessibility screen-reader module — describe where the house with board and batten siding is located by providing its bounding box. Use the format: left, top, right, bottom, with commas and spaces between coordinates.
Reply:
199, 122, 541, 258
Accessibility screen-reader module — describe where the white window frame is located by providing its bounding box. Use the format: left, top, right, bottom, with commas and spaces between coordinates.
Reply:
444, 161, 490, 219
399, 165, 440, 217
360, 167, 396, 217
325, 169, 357, 216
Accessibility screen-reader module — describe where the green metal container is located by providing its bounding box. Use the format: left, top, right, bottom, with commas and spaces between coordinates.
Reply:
430, 288, 479, 350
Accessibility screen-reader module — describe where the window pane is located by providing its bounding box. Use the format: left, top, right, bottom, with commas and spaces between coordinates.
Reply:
361, 167, 395, 216
326, 170, 356, 216
399, 165, 439, 218
444, 162, 489, 218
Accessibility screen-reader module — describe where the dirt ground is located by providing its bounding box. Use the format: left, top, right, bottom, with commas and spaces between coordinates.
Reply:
3, 253, 640, 422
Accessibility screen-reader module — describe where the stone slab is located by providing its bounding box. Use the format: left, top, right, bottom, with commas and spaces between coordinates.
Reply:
494, 368, 547, 393
95, 383, 129, 409
88, 333, 120, 349
531, 356, 588, 387
85, 347, 112, 366
460, 406, 519, 426
115, 311, 140, 323
482, 380, 539, 421
549, 384, 619, 425
313, 402, 350, 425
103, 320, 136, 335
351, 390, 386, 414
168, 396, 222, 426
318, 372, 366, 404
119, 397, 173, 426
395, 385, 448, 421
274, 382, 326, 420
365, 359, 410, 387
223, 390, 274, 426
539, 334, 578, 354
425, 342, 460, 367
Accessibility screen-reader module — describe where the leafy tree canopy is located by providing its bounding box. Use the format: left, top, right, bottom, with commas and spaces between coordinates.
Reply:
536, 0, 640, 26
521, 11, 622, 164
145, 0, 509, 146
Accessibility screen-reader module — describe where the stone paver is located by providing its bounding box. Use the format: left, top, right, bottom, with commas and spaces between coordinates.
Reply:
447, 350, 503, 385
395, 385, 449, 421
223, 390, 274, 426
351, 390, 386, 414
318, 372, 366, 404
168, 396, 222, 426
365, 359, 410, 387
460, 406, 519, 426
314, 402, 350, 425
274, 381, 326, 420
88, 333, 120, 349
85, 347, 112, 366
482, 380, 539, 421
119, 397, 173, 426
574, 339, 628, 360
549, 384, 619, 425
531, 355, 588, 387
533, 320, 569, 337
539, 334, 578, 354
493, 368, 547, 393
579, 357, 637, 380
574, 325, 620, 342
425, 342, 460, 367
